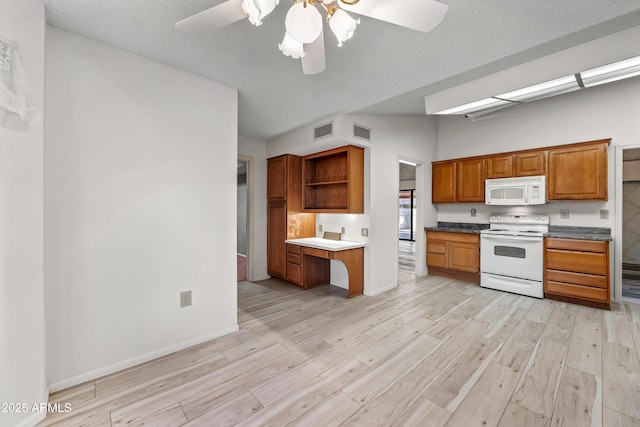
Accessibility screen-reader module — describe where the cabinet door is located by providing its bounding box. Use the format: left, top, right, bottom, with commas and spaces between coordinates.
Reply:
457, 158, 485, 202
449, 242, 479, 272
548, 143, 607, 200
432, 161, 457, 203
515, 151, 545, 176
267, 201, 287, 279
267, 156, 287, 201
486, 155, 513, 178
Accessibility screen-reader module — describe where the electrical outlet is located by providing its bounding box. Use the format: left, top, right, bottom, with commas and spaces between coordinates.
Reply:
180, 290, 192, 308
341, 227, 346, 234
470, 208, 477, 217
318, 224, 323, 232
560, 209, 570, 219
361, 228, 369, 237
600, 209, 609, 219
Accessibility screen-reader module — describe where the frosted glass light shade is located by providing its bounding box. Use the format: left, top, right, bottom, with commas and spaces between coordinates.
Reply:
285, 2, 323, 43
278, 32, 305, 59
328, 9, 360, 47
255, 0, 279, 22
242, 0, 278, 25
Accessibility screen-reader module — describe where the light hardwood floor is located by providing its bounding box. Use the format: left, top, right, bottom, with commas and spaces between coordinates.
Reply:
40, 274, 640, 426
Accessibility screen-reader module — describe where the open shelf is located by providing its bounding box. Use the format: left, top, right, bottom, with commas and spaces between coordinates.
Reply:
302, 145, 364, 213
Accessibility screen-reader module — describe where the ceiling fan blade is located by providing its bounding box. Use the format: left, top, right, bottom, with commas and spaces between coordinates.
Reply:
302, 29, 326, 75
175, 0, 247, 33
339, 0, 448, 33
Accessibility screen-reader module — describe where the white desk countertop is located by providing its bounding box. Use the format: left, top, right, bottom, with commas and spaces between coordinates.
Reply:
285, 237, 366, 251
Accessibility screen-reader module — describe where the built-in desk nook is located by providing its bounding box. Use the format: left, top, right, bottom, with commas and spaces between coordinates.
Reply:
285, 237, 365, 298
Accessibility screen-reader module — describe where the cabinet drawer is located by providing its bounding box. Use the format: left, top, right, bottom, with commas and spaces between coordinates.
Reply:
427, 231, 479, 244
302, 247, 330, 259
427, 240, 447, 255
287, 252, 301, 265
286, 262, 302, 285
545, 269, 607, 289
545, 280, 608, 302
287, 244, 301, 255
545, 238, 607, 253
427, 253, 447, 268
546, 249, 607, 276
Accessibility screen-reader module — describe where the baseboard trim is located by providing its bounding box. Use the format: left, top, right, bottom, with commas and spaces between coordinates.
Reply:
364, 282, 397, 297
15, 387, 48, 427
49, 325, 239, 393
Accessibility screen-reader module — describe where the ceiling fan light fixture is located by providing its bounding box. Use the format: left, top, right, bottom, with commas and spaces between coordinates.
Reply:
278, 32, 306, 59
285, 1, 323, 43
241, 0, 262, 25
328, 8, 359, 47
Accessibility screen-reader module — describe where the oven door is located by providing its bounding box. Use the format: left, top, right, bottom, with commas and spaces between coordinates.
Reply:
480, 234, 543, 281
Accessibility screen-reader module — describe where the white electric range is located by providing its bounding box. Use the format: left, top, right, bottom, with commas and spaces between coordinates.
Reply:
480, 213, 549, 298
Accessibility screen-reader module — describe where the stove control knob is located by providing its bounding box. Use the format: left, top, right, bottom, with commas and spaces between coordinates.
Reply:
534, 216, 540, 220
496, 215, 502, 220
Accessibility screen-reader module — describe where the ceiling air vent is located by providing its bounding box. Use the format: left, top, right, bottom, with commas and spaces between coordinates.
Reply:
353, 123, 371, 141
313, 122, 333, 140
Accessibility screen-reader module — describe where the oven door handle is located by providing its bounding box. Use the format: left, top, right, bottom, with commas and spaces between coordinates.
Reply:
481, 234, 542, 243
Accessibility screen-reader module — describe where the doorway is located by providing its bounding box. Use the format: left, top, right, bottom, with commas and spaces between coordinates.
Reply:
621, 147, 640, 302
237, 159, 249, 282
398, 160, 416, 275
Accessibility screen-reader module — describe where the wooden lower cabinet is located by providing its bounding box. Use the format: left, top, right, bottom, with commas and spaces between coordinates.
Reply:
286, 244, 302, 286
544, 238, 610, 309
426, 231, 480, 283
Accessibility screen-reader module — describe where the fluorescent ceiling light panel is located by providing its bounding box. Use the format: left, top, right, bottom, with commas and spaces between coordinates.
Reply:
497, 75, 579, 102
581, 55, 640, 87
399, 159, 417, 166
433, 97, 512, 115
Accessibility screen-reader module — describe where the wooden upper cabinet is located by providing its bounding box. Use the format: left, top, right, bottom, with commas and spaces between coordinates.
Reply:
515, 151, 546, 176
432, 161, 457, 203
487, 152, 545, 179
457, 158, 485, 202
303, 145, 364, 213
548, 141, 608, 201
486, 155, 513, 179
267, 155, 288, 201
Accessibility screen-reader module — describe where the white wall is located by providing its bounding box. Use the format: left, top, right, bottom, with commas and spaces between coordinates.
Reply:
238, 136, 269, 281
45, 28, 239, 390
268, 114, 439, 296
0, 1, 47, 426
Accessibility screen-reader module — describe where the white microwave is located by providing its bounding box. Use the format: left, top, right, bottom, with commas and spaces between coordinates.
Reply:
485, 175, 546, 205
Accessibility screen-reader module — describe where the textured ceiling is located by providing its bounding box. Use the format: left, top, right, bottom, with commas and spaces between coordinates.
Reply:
43, 1, 640, 140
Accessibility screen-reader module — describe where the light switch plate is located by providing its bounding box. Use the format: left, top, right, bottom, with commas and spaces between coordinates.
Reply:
560, 209, 570, 219
600, 209, 609, 219
318, 224, 323, 232
180, 291, 192, 308
471, 208, 477, 217
361, 228, 369, 237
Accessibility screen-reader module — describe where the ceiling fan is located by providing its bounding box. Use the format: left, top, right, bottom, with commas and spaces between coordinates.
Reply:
175, 0, 448, 75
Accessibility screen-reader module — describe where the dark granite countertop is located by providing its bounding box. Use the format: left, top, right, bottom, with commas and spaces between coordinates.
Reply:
425, 223, 612, 241
425, 222, 489, 234
545, 225, 612, 241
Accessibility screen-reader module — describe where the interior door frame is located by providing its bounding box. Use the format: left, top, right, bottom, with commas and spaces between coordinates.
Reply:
238, 155, 253, 281
397, 157, 425, 277
615, 144, 640, 303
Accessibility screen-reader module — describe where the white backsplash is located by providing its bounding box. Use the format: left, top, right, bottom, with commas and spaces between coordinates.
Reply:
435, 202, 612, 228
316, 213, 370, 243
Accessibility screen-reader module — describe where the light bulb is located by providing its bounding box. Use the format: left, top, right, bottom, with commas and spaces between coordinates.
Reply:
285, 2, 323, 44
279, 32, 305, 59
328, 8, 359, 47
